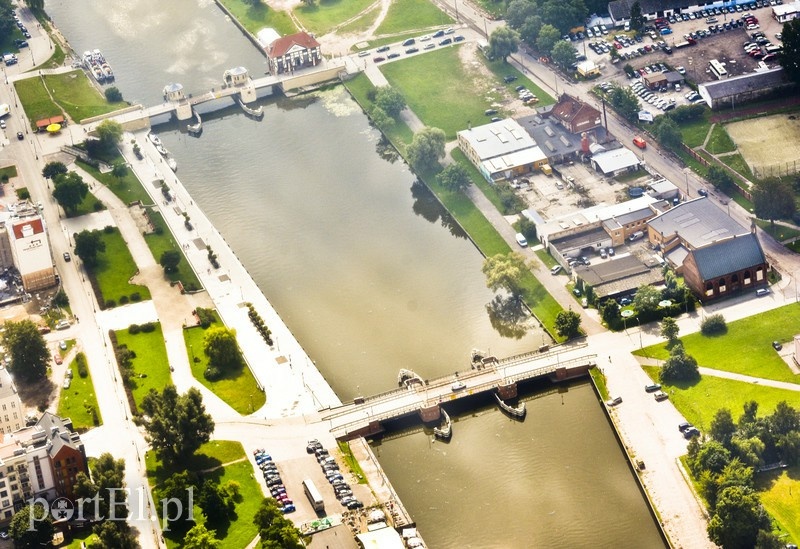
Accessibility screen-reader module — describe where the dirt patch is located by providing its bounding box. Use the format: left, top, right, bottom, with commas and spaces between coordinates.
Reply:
725, 114, 800, 177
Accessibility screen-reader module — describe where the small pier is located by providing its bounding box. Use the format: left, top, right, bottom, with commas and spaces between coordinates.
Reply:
323, 343, 596, 440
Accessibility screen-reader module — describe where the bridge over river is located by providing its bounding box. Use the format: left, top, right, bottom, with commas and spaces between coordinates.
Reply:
322, 343, 597, 440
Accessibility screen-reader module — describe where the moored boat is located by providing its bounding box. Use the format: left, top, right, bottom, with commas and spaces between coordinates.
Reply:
397, 368, 424, 388
167, 158, 177, 172
433, 409, 452, 440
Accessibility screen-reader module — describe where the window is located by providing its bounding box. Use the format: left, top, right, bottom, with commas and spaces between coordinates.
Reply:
0, 491, 7, 498
718, 278, 726, 293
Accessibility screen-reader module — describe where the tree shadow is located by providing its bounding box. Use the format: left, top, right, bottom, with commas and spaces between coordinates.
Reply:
16, 377, 56, 410
410, 180, 467, 239
486, 295, 531, 339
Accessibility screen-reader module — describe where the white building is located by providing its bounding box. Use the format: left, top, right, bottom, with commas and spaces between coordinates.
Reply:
8, 211, 55, 291
457, 120, 549, 182
773, 1, 800, 22
0, 368, 22, 435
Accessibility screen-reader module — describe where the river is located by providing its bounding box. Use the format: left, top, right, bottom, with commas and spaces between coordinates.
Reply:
44, 1, 665, 546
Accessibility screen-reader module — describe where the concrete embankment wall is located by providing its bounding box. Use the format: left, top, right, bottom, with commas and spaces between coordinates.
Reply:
588, 370, 673, 548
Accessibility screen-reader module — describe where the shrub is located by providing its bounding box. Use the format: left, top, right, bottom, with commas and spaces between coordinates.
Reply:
128, 323, 141, 334
701, 314, 727, 336
140, 322, 156, 333
204, 366, 221, 381
130, 292, 141, 302
119, 295, 129, 305
93, 201, 104, 211
105, 299, 116, 308
103, 225, 114, 234
195, 307, 215, 329
76, 353, 89, 378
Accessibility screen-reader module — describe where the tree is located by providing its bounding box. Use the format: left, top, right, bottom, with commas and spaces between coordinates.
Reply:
155, 471, 195, 527
52, 171, 90, 215
551, 40, 577, 70
519, 15, 543, 45
489, 27, 520, 61
653, 117, 683, 151
198, 480, 235, 524
769, 401, 800, 436
535, 24, 560, 55
369, 105, 393, 129
659, 342, 700, 383
203, 325, 244, 373
138, 386, 215, 464
3, 320, 49, 383
776, 430, 800, 466
710, 408, 737, 449
104, 86, 123, 102
506, 0, 536, 29
779, 18, 800, 83
253, 498, 302, 549
600, 299, 621, 326
609, 86, 640, 122
555, 309, 582, 338
95, 119, 123, 153
629, 1, 645, 31
42, 161, 68, 180
74, 229, 106, 268
632, 284, 661, 314
9, 503, 54, 548
184, 524, 221, 549
482, 252, 531, 297
374, 86, 406, 118
89, 520, 138, 549
700, 313, 727, 335
111, 160, 128, 180
27, 0, 44, 10
707, 486, 769, 549
406, 127, 446, 172
660, 317, 679, 344
693, 440, 733, 476
160, 250, 181, 273
437, 163, 470, 193
752, 178, 796, 228
707, 165, 736, 194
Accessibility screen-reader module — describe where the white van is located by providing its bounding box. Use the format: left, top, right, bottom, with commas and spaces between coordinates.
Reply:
515, 233, 528, 247
550, 265, 562, 275
628, 231, 644, 242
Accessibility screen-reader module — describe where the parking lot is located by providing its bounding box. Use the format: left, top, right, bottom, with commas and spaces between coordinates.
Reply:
575, 1, 785, 92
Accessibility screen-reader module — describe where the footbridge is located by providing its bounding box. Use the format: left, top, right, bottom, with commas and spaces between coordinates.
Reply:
322, 343, 597, 440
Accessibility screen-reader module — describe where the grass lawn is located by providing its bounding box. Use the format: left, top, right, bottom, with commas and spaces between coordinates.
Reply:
143, 209, 203, 291
636, 304, 800, 384
40, 42, 66, 70
381, 46, 503, 139
535, 249, 558, 269
757, 466, 800, 545
92, 228, 151, 306
343, 73, 414, 149
295, 0, 375, 35
217, 0, 296, 35
719, 152, 755, 181
184, 316, 266, 415
146, 440, 263, 549
678, 113, 712, 149
77, 157, 153, 205
755, 219, 800, 242
0, 165, 18, 180
641, 366, 800, 429
338, 2, 382, 35
66, 185, 104, 218
589, 367, 610, 401
705, 124, 736, 154
451, 149, 510, 213
731, 187, 754, 212
115, 324, 171, 407
63, 529, 100, 548
14, 76, 62, 127
43, 71, 127, 122
375, 0, 452, 35
57, 359, 102, 432
485, 59, 555, 107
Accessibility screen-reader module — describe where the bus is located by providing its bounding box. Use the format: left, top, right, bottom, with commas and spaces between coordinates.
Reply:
709, 59, 728, 79
302, 479, 324, 512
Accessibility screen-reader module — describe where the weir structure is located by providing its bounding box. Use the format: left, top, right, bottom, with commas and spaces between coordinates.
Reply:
322, 343, 597, 440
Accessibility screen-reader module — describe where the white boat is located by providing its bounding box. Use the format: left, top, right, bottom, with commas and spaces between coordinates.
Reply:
397, 369, 423, 387
167, 158, 177, 172
155, 144, 168, 157
433, 409, 452, 440
148, 132, 162, 146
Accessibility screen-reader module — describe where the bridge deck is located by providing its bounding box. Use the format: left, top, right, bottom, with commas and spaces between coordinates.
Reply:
324, 344, 596, 439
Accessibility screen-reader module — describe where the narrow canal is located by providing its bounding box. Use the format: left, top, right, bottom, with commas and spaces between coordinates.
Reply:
45, 1, 665, 546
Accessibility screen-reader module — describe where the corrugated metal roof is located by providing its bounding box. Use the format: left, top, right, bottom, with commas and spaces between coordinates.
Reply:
647, 197, 748, 248
691, 233, 766, 280
700, 68, 787, 100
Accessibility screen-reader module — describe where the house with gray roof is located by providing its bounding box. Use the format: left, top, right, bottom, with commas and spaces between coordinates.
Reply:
698, 68, 791, 110
647, 197, 767, 301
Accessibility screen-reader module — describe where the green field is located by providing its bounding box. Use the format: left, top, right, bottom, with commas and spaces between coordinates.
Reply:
77, 157, 153, 205
143, 209, 203, 291
43, 71, 127, 121
14, 77, 62, 126
295, 0, 375, 35
757, 466, 800, 545
114, 324, 171, 408
636, 305, 800, 384
719, 152, 755, 181
0, 165, 18, 181
678, 114, 712, 149
705, 124, 736, 154
642, 366, 800, 428
374, 0, 451, 35
146, 440, 263, 549
217, 0, 296, 35
93, 228, 151, 306
183, 315, 266, 415
755, 219, 800, 242
57, 359, 102, 432
382, 46, 503, 139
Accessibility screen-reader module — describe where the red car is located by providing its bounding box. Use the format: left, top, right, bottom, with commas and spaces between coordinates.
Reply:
53, 354, 63, 365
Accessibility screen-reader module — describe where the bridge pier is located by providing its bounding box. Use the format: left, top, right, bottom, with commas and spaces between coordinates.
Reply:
497, 382, 518, 400
418, 405, 441, 423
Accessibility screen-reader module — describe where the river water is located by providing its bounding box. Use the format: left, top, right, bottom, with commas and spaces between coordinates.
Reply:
45, 1, 664, 546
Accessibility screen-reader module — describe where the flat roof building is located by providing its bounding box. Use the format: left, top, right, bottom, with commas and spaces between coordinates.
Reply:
457, 120, 548, 182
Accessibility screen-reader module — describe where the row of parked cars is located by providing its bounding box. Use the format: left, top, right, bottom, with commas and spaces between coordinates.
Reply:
629, 80, 677, 112
306, 440, 364, 510
255, 449, 296, 514
745, 30, 783, 62
370, 29, 463, 62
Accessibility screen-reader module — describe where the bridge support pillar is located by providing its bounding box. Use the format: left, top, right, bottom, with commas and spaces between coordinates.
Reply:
418, 405, 441, 423
497, 383, 518, 399
175, 102, 194, 121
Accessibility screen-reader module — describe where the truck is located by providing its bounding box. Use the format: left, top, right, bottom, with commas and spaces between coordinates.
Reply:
632, 136, 647, 149
0, 104, 9, 118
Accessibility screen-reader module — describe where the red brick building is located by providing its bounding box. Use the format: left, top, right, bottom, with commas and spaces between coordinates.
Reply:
550, 94, 602, 134
266, 32, 322, 75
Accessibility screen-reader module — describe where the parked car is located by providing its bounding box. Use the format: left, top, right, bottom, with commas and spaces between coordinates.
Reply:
683, 427, 701, 439
653, 391, 669, 402
772, 341, 783, 351
645, 383, 662, 393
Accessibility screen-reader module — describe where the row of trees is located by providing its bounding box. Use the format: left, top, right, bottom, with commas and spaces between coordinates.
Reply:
688, 401, 800, 548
